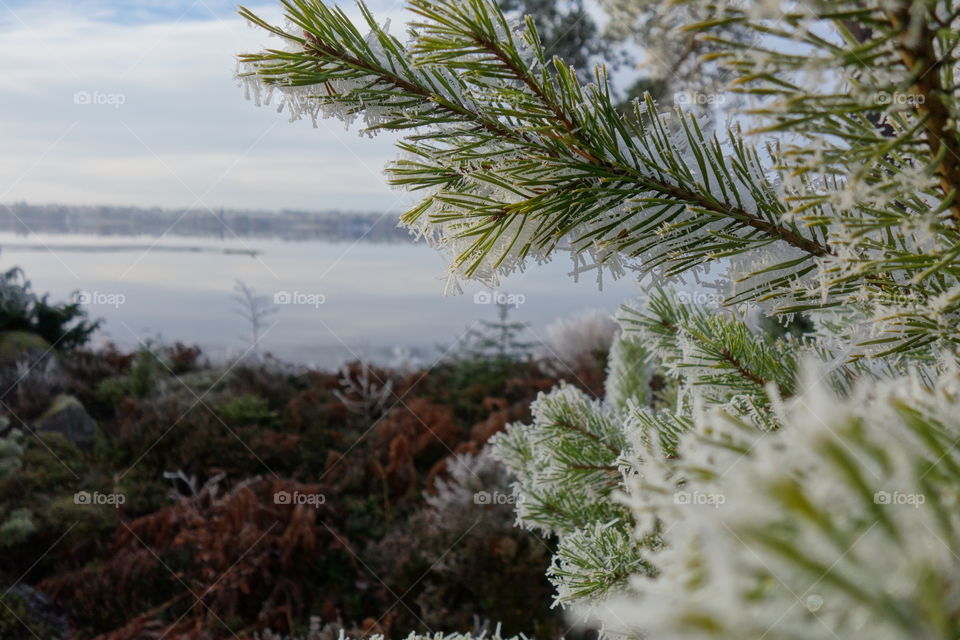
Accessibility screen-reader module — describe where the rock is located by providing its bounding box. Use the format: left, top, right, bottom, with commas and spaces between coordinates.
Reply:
0, 331, 52, 366
1, 582, 68, 639
35, 394, 96, 449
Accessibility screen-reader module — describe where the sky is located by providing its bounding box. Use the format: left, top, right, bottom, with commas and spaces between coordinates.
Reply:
0, 0, 417, 213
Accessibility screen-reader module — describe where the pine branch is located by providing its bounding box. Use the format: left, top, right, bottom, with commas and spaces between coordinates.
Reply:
409, 0, 832, 257
239, 0, 960, 357
619, 288, 801, 403
554, 418, 622, 456
239, 0, 831, 296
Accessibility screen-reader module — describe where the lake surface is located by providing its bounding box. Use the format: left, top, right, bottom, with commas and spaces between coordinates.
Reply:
0, 232, 642, 369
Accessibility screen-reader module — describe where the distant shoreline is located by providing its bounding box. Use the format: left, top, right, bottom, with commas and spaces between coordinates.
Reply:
0, 243, 262, 256
0, 202, 412, 244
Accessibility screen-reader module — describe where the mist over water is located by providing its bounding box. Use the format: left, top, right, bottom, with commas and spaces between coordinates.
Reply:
0, 231, 640, 368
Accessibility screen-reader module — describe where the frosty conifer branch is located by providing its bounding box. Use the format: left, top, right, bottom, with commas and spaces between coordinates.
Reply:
587, 363, 960, 640
239, 0, 960, 358
236, 3, 960, 635
618, 289, 801, 403
238, 0, 832, 293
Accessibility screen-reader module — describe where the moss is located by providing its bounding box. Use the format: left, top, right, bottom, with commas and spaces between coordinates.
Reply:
0, 508, 36, 547
0, 591, 63, 640
44, 493, 118, 546
17, 432, 85, 492
0, 330, 51, 365
38, 394, 81, 420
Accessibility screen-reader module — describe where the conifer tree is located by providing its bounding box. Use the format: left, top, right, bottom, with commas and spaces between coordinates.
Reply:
238, 1, 960, 637
464, 299, 532, 360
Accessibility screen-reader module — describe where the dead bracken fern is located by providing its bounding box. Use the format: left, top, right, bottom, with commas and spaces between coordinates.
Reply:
41, 476, 333, 639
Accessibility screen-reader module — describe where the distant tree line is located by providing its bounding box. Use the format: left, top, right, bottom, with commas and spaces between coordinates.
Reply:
0, 203, 411, 243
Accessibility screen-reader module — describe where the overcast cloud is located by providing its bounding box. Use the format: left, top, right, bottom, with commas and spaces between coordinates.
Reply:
0, 0, 415, 213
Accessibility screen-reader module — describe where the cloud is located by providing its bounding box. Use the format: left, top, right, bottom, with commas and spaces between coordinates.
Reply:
2, 0, 264, 25
0, 0, 415, 212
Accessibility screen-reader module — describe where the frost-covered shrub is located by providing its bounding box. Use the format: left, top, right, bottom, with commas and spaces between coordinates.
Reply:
0, 427, 35, 546
255, 617, 341, 640
3, 353, 68, 420
372, 450, 558, 636
257, 630, 523, 640
537, 309, 619, 395
539, 310, 618, 367
334, 362, 395, 421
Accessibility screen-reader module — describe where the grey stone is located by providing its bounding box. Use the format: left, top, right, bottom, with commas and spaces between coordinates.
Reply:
5, 582, 68, 639
35, 394, 96, 449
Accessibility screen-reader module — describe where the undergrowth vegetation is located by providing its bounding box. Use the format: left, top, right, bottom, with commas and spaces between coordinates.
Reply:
0, 324, 608, 639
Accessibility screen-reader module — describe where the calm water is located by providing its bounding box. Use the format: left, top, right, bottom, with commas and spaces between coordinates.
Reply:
0, 232, 641, 369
